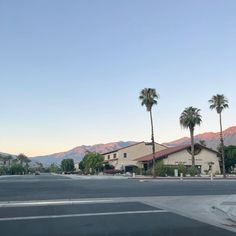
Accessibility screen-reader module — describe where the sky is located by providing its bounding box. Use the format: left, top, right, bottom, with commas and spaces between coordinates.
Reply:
0, 0, 236, 156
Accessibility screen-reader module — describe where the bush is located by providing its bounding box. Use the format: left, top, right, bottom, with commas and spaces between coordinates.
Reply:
9, 164, 25, 175
188, 166, 199, 176
177, 163, 187, 177
155, 160, 166, 176
0, 166, 9, 175
165, 166, 175, 176
132, 166, 143, 175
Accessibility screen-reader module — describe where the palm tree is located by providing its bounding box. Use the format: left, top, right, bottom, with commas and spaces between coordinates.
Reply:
17, 153, 31, 174
180, 107, 202, 166
209, 94, 229, 177
139, 88, 159, 177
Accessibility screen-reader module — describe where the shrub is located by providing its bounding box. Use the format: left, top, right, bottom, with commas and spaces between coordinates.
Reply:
0, 166, 9, 175
155, 160, 166, 177
188, 166, 199, 176
9, 164, 25, 175
132, 166, 143, 175
177, 163, 187, 177
165, 166, 175, 176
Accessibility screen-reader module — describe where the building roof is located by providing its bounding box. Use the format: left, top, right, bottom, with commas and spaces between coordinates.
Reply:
136, 143, 219, 162
102, 141, 167, 155
102, 142, 144, 155
102, 141, 168, 155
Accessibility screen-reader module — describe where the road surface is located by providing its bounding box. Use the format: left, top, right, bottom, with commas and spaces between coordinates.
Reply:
0, 174, 236, 236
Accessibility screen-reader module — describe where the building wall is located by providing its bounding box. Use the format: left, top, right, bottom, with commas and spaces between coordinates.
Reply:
104, 142, 167, 170
162, 148, 221, 174
0, 159, 14, 167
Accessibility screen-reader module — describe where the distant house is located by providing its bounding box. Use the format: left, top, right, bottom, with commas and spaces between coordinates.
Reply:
0, 155, 15, 168
136, 144, 221, 174
102, 141, 167, 172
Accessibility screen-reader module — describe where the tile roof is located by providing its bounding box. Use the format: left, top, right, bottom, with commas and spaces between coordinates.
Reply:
102, 142, 144, 155
136, 144, 219, 162
102, 141, 167, 155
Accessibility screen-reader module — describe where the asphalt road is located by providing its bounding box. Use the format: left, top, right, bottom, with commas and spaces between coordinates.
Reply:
1, 174, 236, 201
0, 174, 236, 236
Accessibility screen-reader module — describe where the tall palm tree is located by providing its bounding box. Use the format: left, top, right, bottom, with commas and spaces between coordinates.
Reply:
180, 107, 202, 166
139, 88, 159, 177
209, 94, 229, 177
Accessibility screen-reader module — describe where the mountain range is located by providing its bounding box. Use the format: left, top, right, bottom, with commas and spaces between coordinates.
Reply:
28, 126, 236, 166
164, 126, 236, 150
31, 141, 136, 166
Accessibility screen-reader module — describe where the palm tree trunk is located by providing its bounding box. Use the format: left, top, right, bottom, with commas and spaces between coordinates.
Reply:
219, 112, 226, 178
190, 128, 195, 167
149, 109, 156, 177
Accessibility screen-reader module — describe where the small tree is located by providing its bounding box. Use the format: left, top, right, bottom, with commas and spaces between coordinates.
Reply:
61, 159, 75, 173
9, 164, 25, 175
177, 163, 187, 177
80, 152, 104, 174
49, 163, 61, 173
35, 162, 44, 172
224, 146, 236, 173
155, 160, 166, 177
0, 166, 9, 175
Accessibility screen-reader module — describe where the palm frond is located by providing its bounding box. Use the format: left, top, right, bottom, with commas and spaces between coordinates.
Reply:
139, 88, 159, 111
209, 94, 229, 114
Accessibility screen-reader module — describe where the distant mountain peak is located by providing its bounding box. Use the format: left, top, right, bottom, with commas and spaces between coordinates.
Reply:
165, 126, 236, 150
30, 141, 137, 166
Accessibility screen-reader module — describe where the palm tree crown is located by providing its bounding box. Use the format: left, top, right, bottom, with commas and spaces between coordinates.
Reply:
139, 88, 159, 111
180, 106, 202, 167
180, 107, 202, 130
209, 94, 229, 114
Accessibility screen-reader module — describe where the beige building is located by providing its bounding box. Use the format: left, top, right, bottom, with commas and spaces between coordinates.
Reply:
137, 144, 221, 174
103, 142, 167, 172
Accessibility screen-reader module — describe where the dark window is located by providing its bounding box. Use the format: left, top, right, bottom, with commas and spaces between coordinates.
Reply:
108, 155, 110, 160
113, 153, 117, 158
123, 153, 127, 158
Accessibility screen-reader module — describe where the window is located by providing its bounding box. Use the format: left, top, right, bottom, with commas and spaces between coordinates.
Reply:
123, 153, 127, 158
113, 153, 117, 158
107, 155, 110, 160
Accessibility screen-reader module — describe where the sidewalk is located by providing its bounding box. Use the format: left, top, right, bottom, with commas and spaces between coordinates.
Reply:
212, 195, 236, 224
142, 194, 236, 232
131, 175, 236, 181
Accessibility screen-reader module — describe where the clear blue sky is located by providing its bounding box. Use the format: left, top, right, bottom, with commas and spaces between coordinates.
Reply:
1, 0, 235, 156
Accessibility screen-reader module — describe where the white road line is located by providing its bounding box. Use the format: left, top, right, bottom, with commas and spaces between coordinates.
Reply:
0, 199, 114, 208
0, 210, 168, 221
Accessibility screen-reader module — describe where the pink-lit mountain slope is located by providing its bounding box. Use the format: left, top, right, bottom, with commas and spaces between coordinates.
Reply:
165, 126, 236, 150
31, 141, 137, 166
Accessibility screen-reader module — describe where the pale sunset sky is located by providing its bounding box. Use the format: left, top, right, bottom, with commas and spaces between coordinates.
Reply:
0, 0, 236, 156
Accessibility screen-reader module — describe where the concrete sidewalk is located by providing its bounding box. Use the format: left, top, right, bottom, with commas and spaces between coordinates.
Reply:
212, 195, 236, 224
141, 195, 236, 232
